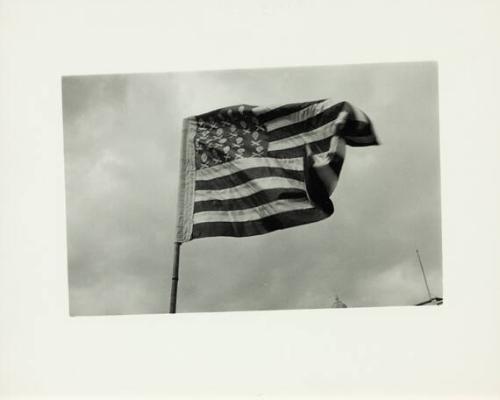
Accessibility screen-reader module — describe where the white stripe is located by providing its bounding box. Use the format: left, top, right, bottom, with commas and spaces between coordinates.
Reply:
265, 99, 337, 132
195, 176, 305, 202
252, 104, 283, 115
268, 112, 348, 152
195, 156, 304, 181
193, 198, 314, 224
311, 136, 346, 168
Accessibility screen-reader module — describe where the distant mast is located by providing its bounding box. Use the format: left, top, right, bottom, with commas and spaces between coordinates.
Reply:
416, 249, 432, 300
415, 249, 443, 306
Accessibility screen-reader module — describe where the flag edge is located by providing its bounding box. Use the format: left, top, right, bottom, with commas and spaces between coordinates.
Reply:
175, 117, 197, 242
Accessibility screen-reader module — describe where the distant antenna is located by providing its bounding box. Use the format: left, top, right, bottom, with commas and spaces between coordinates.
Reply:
416, 249, 432, 300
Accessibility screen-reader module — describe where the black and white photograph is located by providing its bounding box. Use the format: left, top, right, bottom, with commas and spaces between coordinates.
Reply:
2, 1, 500, 398
62, 62, 442, 315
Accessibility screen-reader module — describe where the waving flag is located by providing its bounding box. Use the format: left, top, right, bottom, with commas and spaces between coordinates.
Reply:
176, 99, 378, 241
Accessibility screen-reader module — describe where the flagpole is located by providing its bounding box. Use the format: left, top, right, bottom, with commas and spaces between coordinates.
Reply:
416, 249, 432, 301
169, 242, 182, 313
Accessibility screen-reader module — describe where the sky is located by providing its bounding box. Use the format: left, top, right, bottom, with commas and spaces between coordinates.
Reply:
62, 62, 441, 315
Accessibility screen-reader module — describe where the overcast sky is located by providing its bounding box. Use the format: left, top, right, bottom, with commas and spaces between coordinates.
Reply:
62, 62, 441, 316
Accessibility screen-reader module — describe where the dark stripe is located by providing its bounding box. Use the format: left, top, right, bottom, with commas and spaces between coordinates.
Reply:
342, 120, 379, 147
303, 153, 334, 215
194, 188, 307, 213
195, 167, 304, 190
268, 136, 332, 159
329, 153, 344, 176
258, 100, 325, 123
191, 206, 333, 239
267, 102, 345, 141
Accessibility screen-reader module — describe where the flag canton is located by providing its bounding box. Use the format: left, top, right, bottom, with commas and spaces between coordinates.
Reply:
194, 105, 268, 169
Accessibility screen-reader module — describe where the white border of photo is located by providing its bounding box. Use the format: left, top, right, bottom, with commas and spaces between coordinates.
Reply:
0, 0, 499, 398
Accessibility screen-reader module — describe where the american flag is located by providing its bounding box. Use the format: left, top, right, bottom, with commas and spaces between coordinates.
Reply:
176, 99, 378, 241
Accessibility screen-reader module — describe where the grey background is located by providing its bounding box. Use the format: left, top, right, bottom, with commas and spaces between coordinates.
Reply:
62, 62, 441, 315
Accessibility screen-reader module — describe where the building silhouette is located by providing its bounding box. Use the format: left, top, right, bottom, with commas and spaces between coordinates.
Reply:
332, 294, 347, 308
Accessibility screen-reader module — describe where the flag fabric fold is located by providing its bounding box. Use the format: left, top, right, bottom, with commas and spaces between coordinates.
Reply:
176, 99, 378, 241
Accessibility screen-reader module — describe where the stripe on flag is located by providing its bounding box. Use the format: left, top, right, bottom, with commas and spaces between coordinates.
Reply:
193, 188, 306, 213
194, 176, 305, 202
254, 99, 324, 122
267, 111, 348, 152
193, 198, 314, 224
195, 156, 304, 181
265, 99, 338, 132
191, 207, 330, 239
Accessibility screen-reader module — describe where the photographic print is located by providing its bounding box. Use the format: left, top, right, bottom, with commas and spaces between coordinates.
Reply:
62, 62, 442, 316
